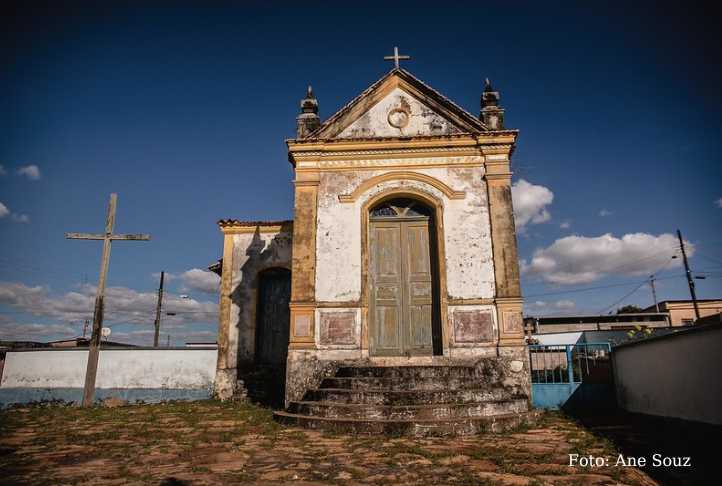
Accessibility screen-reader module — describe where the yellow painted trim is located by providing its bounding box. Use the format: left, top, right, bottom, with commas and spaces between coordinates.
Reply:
216, 233, 235, 371
310, 163, 483, 172
338, 171, 465, 203
287, 134, 516, 154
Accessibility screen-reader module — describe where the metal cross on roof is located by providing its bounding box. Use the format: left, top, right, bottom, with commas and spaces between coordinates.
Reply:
384, 46, 411, 69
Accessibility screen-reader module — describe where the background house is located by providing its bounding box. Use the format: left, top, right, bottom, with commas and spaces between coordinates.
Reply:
641, 299, 722, 326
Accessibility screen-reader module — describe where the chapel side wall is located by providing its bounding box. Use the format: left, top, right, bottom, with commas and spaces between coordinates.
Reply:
215, 224, 292, 401
227, 228, 292, 367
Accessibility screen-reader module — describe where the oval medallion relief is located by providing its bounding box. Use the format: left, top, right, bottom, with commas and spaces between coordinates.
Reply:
387, 107, 410, 129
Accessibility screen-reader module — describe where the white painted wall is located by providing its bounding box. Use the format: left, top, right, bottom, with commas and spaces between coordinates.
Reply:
315, 165, 495, 303
228, 229, 292, 365
337, 87, 462, 139
613, 325, 722, 425
1, 348, 217, 389
533, 332, 584, 345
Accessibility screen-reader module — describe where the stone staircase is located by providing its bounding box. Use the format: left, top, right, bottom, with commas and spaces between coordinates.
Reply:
273, 365, 536, 437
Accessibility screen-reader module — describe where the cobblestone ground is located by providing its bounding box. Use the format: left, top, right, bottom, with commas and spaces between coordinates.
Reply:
0, 400, 657, 485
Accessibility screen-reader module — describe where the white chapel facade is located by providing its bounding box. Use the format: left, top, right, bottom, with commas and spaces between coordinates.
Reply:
213, 61, 528, 405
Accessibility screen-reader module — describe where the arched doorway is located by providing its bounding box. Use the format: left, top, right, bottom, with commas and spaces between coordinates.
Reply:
368, 198, 442, 356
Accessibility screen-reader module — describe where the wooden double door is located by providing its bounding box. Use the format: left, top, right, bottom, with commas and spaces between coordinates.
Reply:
369, 199, 438, 356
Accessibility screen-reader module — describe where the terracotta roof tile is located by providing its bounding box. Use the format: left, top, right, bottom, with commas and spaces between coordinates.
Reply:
217, 219, 293, 228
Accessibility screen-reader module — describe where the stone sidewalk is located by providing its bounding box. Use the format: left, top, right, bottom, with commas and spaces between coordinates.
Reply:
0, 400, 657, 485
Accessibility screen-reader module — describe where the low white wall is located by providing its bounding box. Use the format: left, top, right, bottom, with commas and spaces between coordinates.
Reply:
613, 324, 722, 425
0, 348, 217, 406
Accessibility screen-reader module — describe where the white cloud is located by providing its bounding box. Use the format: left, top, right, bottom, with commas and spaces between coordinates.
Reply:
526, 299, 576, 310
599, 209, 612, 217
0, 322, 77, 341
559, 221, 571, 229
151, 271, 179, 283
715, 198, 722, 208
553, 299, 576, 310
0, 202, 29, 223
17, 165, 41, 180
0, 281, 218, 327
180, 268, 220, 294
511, 179, 554, 231
521, 232, 690, 285
0, 164, 6, 176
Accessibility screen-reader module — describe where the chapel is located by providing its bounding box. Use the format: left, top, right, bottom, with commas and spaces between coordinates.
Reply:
213, 53, 533, 434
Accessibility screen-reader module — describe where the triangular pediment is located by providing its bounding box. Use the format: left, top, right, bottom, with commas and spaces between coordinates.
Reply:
308, 69, 487, 140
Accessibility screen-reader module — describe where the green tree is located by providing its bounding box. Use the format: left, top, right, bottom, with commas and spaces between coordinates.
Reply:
616, 304, 644, 314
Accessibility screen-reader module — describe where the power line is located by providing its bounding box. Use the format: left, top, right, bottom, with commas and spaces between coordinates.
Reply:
596, 253, 682, 315
695, 252, 722, 267
524, 273, 686, 298
597, 280, 648, 315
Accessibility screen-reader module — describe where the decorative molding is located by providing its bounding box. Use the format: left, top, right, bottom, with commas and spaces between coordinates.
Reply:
294, 146, 480, 159
295, 157, 484, 173
315, 301, 362, 308
293, 180, 320, 187
287, 133, 516, 155
338, 171, 465, 203
219, 224, 293, 235
319, 311, 357, 346
289, 302, 316, 346
453, 310, 495, 344
447, 297, 495, 306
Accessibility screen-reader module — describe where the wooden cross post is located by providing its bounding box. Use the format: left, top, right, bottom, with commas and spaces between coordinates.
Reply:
66, 193, 150, 406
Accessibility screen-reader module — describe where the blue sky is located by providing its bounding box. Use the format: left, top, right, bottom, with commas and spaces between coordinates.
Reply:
1, 2, 721, 344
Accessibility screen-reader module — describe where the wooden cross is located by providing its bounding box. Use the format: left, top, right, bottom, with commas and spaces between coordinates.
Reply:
66, 193, 150, 406
384, 46, 411, 69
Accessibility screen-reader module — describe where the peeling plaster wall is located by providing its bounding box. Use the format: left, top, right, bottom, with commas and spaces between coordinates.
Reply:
315, 164, 495, 304
0, 348, 217, 406
227, 230, 292, 367
337, 87, 462, 139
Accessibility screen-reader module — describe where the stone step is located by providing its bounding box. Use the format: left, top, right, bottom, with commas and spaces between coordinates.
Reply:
303, 387, 520, 405
335, 365, 477, 380
287, 398, 529, 420
320, 376, 473, 391
273, 410, 540, 437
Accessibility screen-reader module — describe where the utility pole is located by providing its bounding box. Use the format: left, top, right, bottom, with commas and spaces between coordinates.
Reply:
649, 276, 659, 313
677, 229, 700, 321
153, 271, 165, 347
82, 319, 90, 338
166, 334, 171, 348
66, 193, 151, 406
